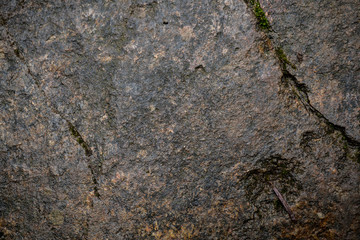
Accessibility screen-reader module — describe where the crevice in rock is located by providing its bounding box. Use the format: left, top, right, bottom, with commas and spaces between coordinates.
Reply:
67, 121, 93, 157
275, 47, 297, 70
89, 167, 101, 198
244, 0, 271, 31
280, 70, 360, 162
3, 28, 102, 197
244, 0, 360, 163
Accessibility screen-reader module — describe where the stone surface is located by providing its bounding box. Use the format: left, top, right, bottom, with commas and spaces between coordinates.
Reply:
260, 0, 360, 141
0, 0, 359, 239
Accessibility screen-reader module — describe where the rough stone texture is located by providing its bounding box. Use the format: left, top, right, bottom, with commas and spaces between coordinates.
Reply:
0, 0, 359, 239
260, 0, 360, 141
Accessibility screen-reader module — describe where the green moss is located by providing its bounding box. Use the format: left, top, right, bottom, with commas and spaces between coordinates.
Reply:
253, 1, 271, 30
276, 47, 297, 70
247, 0, 271, 30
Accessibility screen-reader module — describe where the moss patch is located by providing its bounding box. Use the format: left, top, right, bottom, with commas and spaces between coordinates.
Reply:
275, 47, 297, 70
248, 0, 271, 30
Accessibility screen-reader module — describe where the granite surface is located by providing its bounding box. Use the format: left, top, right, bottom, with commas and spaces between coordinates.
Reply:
1, 0, 359, 239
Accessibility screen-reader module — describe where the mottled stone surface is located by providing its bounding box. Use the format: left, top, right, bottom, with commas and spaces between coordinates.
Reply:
0, 0, 359, 239
260, 0, 360, 141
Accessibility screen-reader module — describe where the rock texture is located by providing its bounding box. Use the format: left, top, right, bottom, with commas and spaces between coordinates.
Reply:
0, 0, 359, 239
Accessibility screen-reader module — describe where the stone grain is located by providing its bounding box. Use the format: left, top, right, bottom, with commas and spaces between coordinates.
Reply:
1, 0, 359, 239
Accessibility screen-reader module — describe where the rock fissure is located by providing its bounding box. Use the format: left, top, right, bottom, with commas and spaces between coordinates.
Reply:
245, 0, 271, 30
67, 121, 93, 157
278, 64, 360, 163
3, 29, 103, 198
244, 0, 360, 162
281, 71, 360, 149
2, 1, 360, 238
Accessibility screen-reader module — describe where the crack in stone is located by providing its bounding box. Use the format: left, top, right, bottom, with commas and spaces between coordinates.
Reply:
3, 29, 102, 197
67, 121, 93, 157
281, 70, 360, 162
244, 0, 271, 30
243, 0, 360, 163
